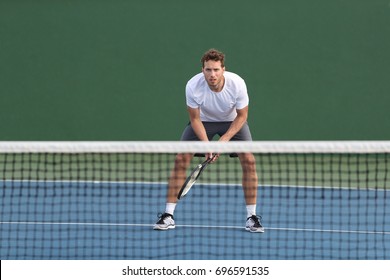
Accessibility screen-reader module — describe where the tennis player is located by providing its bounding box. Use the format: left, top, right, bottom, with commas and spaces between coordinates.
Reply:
154, 49, 264, 233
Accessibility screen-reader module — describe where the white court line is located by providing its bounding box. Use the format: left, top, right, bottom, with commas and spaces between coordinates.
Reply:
1, 221, 389, 235
1, 179, 389, 192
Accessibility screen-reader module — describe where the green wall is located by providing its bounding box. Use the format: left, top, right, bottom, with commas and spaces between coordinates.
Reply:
1, 0, 389, 140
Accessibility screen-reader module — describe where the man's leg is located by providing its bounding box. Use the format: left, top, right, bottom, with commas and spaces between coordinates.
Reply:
238, 152, 258, 205
166, 153, 194, 203
153, 153, 193, 230
238, 152, 264, 233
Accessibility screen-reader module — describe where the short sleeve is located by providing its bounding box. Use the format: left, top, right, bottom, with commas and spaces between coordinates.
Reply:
235, 79, 249, 109
185, 83, 199, 108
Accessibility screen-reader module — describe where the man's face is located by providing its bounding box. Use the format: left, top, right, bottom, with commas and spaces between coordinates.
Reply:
202, 60, 225, 91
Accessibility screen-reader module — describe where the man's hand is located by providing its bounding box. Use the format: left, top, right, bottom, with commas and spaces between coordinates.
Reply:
206, 153, 219, 163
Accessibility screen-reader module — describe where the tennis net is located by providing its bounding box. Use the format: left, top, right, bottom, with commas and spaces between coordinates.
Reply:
1, 141, 389, 259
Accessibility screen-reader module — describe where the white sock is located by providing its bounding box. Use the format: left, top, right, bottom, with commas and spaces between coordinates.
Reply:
246, 204, 256, 218
165, 203, 177, 216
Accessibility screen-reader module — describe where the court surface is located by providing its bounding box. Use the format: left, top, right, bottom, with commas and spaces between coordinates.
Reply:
1, 180, 389, 259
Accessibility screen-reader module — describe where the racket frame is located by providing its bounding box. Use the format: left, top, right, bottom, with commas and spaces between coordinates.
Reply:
177, 155, 215, 200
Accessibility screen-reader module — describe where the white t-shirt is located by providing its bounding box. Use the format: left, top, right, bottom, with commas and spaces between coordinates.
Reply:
185, 71, 249, 122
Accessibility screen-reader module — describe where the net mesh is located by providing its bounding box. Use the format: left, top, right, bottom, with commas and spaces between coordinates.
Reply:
1, 141, 389, 260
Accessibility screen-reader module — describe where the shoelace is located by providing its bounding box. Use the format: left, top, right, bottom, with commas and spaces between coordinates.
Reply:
250, 215, 262, 227
157, 212, 173, 222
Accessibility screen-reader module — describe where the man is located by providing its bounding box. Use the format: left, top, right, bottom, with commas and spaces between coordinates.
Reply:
153, 49, 264, 233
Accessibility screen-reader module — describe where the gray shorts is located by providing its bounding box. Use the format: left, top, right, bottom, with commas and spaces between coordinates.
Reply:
180, 122, 253, 141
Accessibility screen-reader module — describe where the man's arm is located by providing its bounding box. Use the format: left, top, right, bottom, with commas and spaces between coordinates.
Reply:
187, 106, 209, 141
219, 106, 249, 142
188, 106, 218, 160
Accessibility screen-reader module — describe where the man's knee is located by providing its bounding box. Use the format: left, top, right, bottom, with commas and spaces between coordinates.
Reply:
174, 153, 193, 169
239, 153, 256, 170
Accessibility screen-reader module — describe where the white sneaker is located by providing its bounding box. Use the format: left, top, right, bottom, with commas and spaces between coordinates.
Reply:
153, 213, 175, 230
245, 215, 264, 233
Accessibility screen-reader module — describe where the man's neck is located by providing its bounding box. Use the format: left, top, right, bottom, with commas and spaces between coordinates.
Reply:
209, 76, 225, 92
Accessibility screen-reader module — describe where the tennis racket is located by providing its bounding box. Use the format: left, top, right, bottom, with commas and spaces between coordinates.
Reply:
177, 155, 216, 200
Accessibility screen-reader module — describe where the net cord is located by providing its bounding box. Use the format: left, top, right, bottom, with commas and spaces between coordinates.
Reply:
0, 141, 390, 154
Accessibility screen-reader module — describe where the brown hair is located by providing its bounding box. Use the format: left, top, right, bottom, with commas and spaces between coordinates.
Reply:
201, 48, 225, 68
